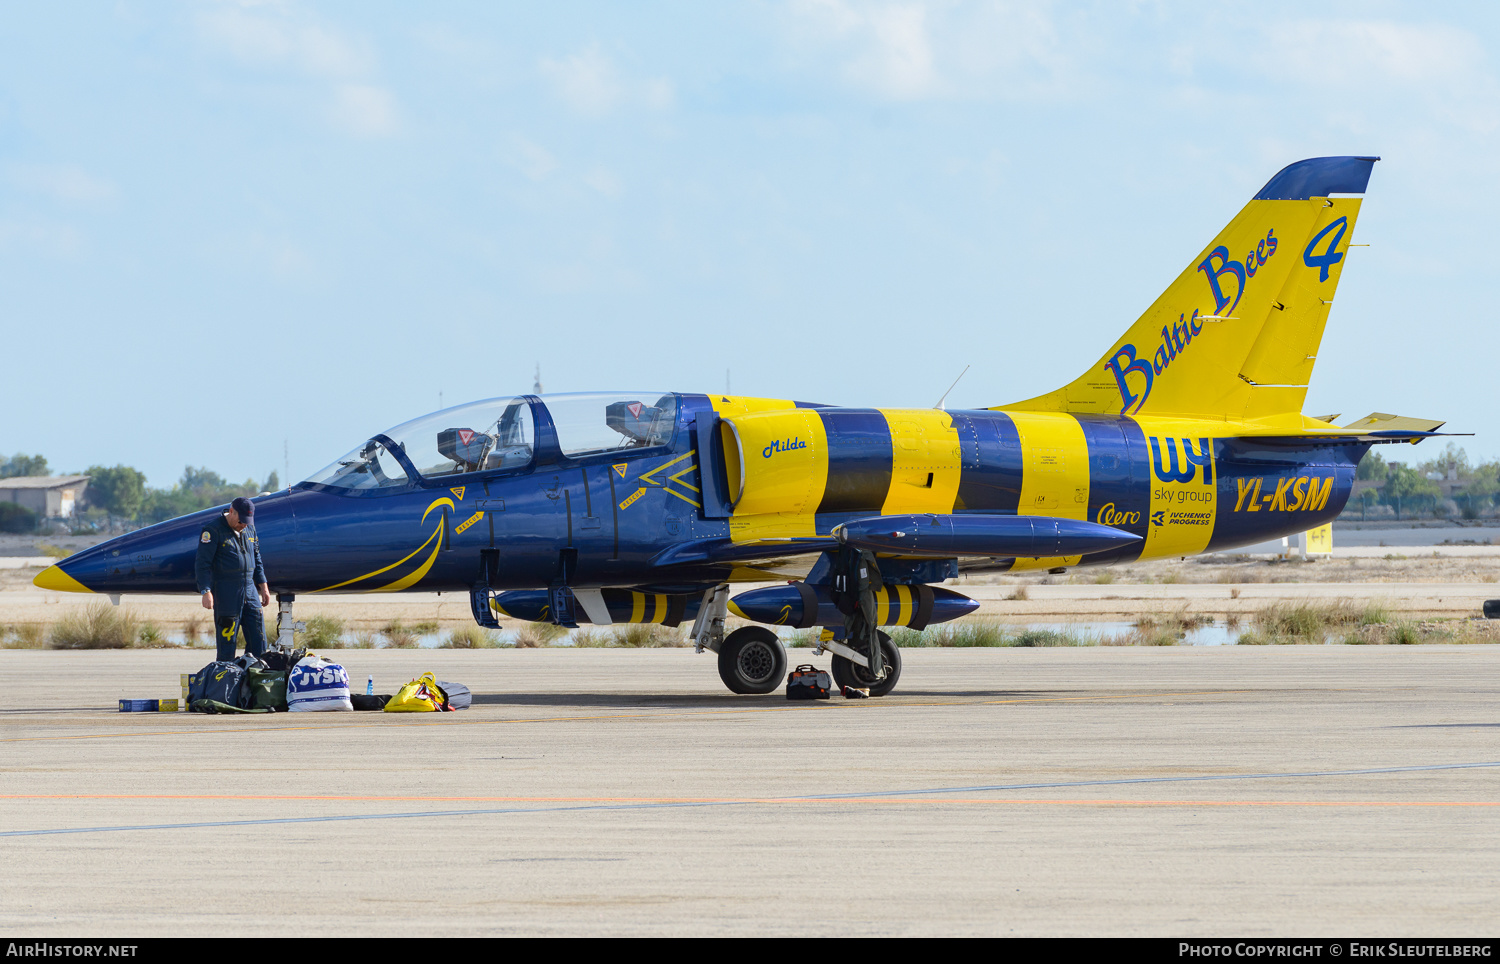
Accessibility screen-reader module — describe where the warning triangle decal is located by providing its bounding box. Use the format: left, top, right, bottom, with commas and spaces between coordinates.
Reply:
612, 464, 628, 478
450, 487, 466, 501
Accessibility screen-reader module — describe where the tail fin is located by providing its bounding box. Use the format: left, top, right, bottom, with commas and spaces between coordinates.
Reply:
1006, 156, 1379, 424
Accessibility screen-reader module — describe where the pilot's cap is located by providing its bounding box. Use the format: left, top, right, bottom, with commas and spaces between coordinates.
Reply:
230, 497, 255, 521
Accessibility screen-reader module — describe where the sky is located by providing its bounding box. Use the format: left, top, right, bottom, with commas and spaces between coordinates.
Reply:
3, 1, 1498, 487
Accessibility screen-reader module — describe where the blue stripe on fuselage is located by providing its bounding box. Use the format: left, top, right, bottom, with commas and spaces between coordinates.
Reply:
816, 409, 893, 514
951, 410, 1022, 514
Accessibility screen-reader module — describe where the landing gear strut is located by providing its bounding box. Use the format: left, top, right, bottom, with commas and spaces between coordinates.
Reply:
274, 592, 303, 653
717, 626, 788, 695
829, 630, 902, 697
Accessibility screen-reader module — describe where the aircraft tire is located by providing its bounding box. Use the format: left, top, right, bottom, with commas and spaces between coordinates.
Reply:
717, 627, 787, 695
830, 631, 902, 697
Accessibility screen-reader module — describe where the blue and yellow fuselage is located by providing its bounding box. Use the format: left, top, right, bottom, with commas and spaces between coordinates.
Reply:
34, 392, 1361, 600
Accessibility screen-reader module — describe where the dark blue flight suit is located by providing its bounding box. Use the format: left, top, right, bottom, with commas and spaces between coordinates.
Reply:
195, 512, 268, 662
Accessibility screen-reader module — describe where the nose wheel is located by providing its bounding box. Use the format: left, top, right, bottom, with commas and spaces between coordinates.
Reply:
717, 626, 788, 695
830, 630, 902, 697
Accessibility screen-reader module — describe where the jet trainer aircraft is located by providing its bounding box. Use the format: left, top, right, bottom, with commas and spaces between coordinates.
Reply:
36, 155, 1450, 696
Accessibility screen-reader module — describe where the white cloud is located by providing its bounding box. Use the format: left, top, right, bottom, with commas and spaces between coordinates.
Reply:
583, 166, 622, 197
782, 0, 1070, 102
0, 219, 84, 258
7, 164, 115, 203
196, 2, 400, 137
504, 135, 558, 181
539, 44, 675, 115
197, 4, 372, 77
331, 84, 398, 137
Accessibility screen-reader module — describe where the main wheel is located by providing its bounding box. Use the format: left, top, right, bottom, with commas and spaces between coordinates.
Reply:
830, 631, 902, 697
717, 627, 788, 695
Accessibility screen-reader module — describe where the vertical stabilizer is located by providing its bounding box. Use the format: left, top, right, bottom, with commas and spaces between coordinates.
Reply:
1005, 156, 1378, 425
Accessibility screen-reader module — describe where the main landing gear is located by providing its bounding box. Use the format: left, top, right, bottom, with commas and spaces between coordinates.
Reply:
690, 581, 901, 697
829, 630, 901, 698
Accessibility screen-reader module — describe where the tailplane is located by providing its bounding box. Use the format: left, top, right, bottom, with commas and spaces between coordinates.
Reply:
1006, 156, 1379, 425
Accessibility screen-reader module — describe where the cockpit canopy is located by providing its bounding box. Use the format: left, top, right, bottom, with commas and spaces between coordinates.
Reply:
304, 392, 678, 491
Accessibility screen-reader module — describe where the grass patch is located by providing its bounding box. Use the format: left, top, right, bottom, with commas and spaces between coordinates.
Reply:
514, 622, 568, 648
1238, 600, 1389, 644
442, 625, 500, 648
49, 603, 138, 649
297, 614, 346, 649
785, 629, 819, 649
381, 620, 419, 648
35, 542, 68, 559
1092, 571, 1115, 585
569, 629, 609, 648
893, 620, 1088, 647
1, 623, 46, 648
610, 624, 688, 647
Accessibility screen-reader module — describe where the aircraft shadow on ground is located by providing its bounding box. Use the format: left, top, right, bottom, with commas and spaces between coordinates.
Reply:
469, 689, 1071, 709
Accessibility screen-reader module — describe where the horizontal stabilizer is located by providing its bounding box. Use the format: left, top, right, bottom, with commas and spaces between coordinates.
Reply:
1341, 412, 1447, 433
833, 514, 1141, 559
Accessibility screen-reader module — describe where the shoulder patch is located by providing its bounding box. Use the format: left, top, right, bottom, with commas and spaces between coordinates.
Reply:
201, 530, 212, 543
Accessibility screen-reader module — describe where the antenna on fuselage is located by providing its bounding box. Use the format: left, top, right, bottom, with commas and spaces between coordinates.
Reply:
933, 365, 970, 411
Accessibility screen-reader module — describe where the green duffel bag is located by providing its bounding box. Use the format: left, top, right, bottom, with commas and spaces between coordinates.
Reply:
243, 667, 288, 712
190, 698, 273, 714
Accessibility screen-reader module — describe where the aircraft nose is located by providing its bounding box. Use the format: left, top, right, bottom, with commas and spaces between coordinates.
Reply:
33, 561, 94, 593
30, 490, 300, 596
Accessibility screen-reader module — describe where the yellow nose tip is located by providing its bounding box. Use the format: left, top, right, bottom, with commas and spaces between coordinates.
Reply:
33, 565, 92, 593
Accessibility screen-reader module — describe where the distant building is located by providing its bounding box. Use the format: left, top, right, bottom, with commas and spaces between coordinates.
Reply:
0, 475, 90, 519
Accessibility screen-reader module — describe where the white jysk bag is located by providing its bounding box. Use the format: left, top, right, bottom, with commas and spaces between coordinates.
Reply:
287, 655, 353, 712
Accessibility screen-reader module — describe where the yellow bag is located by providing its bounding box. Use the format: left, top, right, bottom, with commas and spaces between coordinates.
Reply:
384, 673, 449, 713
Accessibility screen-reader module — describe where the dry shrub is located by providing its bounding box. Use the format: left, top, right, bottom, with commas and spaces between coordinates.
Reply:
514, 622, 567, 648
1007, 585, 1029, 601
1239, 600, 1387, 644
49, 603, 138, 649
443, 625, 499, 648
382, 620, 418, 648
610, 624, 687, 647
300, 614, 345, 649
2, 623, 45, 649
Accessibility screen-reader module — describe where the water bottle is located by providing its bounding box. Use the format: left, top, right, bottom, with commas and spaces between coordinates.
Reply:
366, 675, 374, 696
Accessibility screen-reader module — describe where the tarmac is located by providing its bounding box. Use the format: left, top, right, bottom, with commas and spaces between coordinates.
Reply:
2, 646, 1498, 936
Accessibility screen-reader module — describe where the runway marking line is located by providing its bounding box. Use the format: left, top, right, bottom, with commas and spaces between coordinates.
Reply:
5, 761, 1500, 837
0, 689, 1251, 744
3, 793, 1499, 808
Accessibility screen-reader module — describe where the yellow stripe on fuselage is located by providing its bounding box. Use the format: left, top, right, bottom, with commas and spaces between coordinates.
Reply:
1131, 415, 1220, 561
726, 406, 829, 542
1010, 412, 1090, 520
879, 408, 962, 515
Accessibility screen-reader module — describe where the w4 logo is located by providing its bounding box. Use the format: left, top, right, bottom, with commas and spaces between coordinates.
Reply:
1150, 437, 1214, 485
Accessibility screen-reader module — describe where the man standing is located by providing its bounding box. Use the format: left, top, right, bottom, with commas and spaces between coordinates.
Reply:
195, 496, 271, 662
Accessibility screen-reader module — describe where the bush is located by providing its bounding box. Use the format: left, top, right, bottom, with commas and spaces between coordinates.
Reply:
1, 624, 45, 648
299, 614, 345, 649
0, 503, 37, 534
49, 604, 138, 649
514, 622, 568, 648
443, 625, 499, 648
